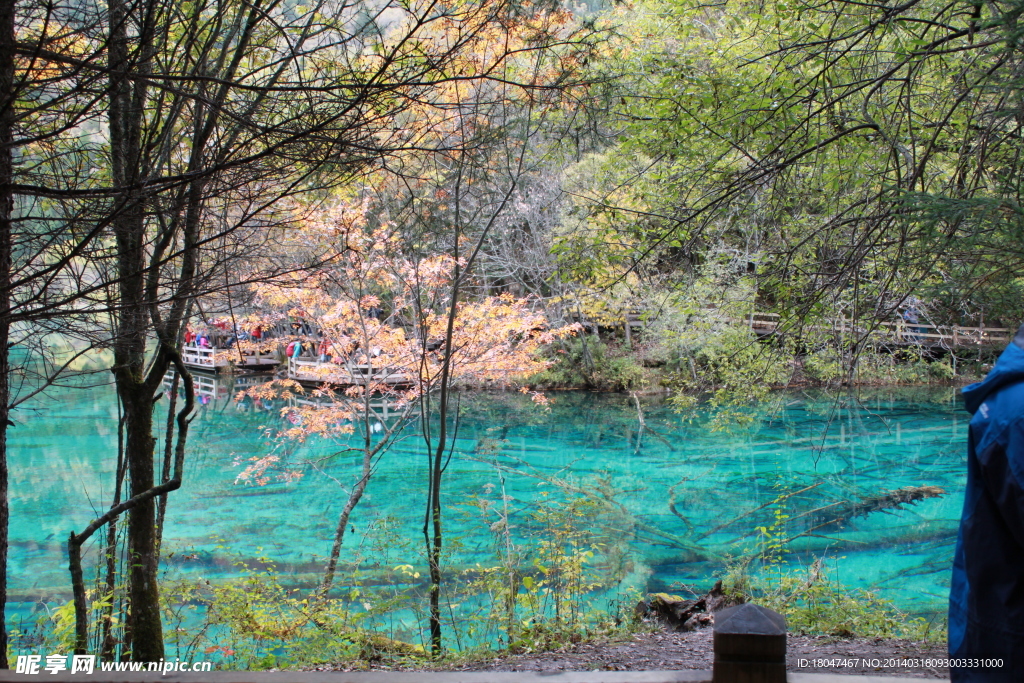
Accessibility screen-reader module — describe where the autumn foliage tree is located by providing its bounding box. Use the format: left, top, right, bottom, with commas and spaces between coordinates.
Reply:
221, 5, 597, 651
239, 204, 576, 603
0, 0, 601, 662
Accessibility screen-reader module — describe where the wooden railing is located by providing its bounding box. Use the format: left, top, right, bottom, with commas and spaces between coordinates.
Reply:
182, 345, 280, 371
571, 308, 1012, 349
182, 346, 231, 369
233, 349, 280, 367
287, 358, 411, 387
746, 312, 1011, 347
287, 359, 520, 390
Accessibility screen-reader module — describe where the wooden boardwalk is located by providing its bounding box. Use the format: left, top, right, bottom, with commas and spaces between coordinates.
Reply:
286, 359, 520, 390
287, 358, 412, 387
574, 310, 1013, 350
181, 345, 280, 373
744, 312, 1012, 349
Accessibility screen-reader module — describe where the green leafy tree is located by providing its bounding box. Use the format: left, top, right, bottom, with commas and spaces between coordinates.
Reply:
566, 0, 1024, 339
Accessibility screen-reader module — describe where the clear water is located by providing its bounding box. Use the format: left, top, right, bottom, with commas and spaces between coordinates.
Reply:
8, 376, 966, 629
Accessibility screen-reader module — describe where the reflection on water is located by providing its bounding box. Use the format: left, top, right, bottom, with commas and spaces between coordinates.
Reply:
9, 374, 965, 622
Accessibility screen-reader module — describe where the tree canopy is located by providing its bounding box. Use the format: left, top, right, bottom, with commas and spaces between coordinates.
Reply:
5, 0, 1024, 665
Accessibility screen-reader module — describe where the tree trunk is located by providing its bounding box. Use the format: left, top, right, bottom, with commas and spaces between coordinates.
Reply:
424, 249, 463, 657
110, 190, 166, 659
155, 372, 180, 553
106, 0, 166, 658
70, 353, 191, 657
320, 452, 372, 596
0, 0, 15, 667
110, 149, 167, 661
120, 384, 163, 659
426, 441, 443, 655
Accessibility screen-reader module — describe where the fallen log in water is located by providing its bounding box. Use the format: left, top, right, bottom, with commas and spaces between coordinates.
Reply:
617, 484, 950, 570
796, 485, 946, 527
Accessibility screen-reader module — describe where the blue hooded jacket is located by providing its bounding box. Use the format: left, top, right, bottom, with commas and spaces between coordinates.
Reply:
950, 327, 1024, 681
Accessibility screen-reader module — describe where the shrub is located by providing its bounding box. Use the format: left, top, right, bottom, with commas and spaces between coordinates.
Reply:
532, 336, 645, 391
802, 349, 955, 385
161, 552, 423, 669
723, 559, 944, 641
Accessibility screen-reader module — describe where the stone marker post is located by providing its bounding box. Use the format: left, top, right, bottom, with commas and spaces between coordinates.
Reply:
712, 603, 786, 683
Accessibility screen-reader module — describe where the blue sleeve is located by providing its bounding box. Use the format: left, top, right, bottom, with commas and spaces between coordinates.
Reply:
977, 417, 1024, 548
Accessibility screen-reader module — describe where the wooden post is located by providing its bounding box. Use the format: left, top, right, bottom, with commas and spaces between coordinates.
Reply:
713, 603, 786, 683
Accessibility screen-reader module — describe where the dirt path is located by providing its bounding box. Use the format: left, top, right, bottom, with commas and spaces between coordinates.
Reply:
441, 629, 948, 678
322, 628, 949, 679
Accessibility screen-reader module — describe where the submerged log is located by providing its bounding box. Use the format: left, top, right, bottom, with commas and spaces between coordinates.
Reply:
798, 485, 946, 531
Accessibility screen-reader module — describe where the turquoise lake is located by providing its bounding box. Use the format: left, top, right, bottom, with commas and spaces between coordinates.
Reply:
8, 376, 967, 635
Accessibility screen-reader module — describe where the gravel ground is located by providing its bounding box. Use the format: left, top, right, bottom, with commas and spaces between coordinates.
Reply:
323, 628, 950, 679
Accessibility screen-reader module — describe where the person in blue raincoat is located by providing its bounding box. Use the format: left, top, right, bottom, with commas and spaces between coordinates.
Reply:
949, 323, 1024, 681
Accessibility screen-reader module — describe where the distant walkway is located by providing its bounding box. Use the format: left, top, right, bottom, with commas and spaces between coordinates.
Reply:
570, 310, 1012, 350
744, 312, 1011, 350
